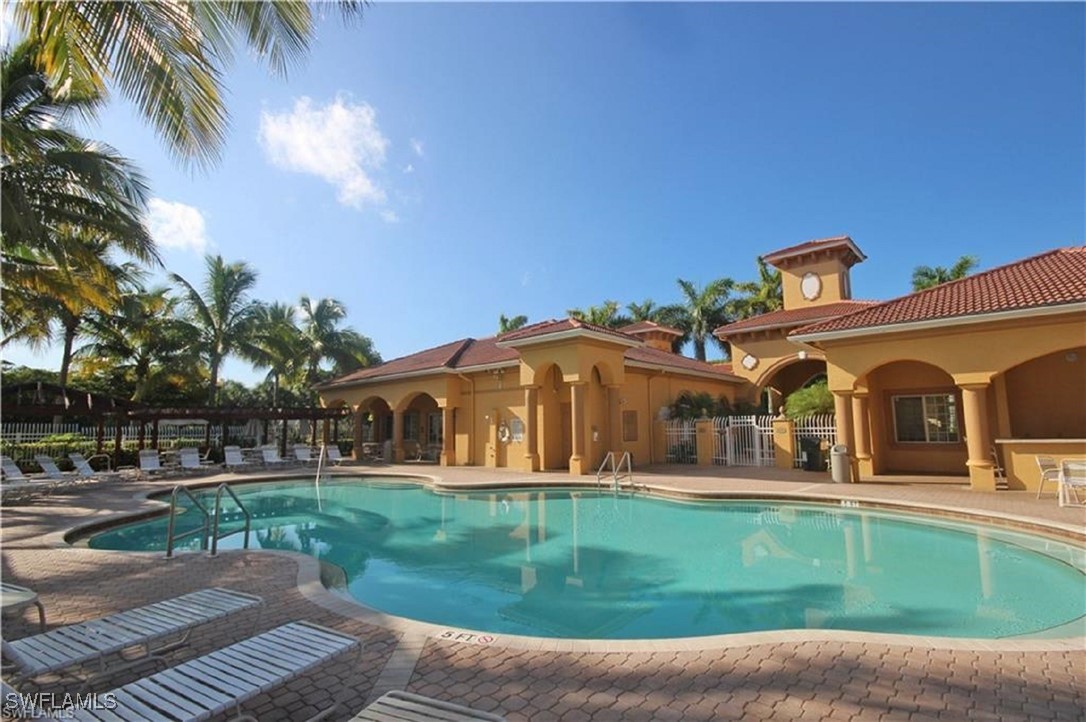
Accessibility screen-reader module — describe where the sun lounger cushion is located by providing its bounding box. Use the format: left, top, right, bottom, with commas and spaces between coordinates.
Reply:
70, 621, 359, 722
3, 588, 262, 680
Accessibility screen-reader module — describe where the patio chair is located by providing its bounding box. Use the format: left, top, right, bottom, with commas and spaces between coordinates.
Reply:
138, 449, 178, 479
293, 443, 318, 466
324, 444, 345, 466
260, 446, 292, 468
178, 447, 217, 474
0, 455, 54, 501
1059, 459, 1086, 508
34, 454, 80, 486
224, 446, 254, 471
69, 452, 126, 482
69, 621, 360, 722
990, 446, 1007, 490
357, 690, 507, 721
2, 587, 263, 688
1036, 455, 1061, 499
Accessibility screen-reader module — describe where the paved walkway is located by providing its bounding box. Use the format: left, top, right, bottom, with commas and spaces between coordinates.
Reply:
1, 464, 1083, 720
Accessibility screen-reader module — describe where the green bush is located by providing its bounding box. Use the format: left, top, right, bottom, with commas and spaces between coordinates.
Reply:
784, 380, 834, 419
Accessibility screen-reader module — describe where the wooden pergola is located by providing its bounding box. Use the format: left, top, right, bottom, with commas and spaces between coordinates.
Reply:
2, 382, 351, 457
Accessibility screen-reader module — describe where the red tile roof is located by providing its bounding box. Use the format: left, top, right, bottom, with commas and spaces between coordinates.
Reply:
618, 320, 683, 336
761, 235, 866, 268
792, 247, 1086, 338
625, 346, 740, 378
318, 338, 479, 386
715, 301, 879, 337
497, 318, 640, 345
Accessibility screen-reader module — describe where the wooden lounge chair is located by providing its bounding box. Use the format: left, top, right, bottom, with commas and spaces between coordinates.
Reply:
2, 587, 263, 687
69, 621, 360, 722
356, 690, 507, 721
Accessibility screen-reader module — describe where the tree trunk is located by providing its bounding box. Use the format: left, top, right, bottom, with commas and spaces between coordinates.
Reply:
208, 360, 220, 406
694, 339, 707, 362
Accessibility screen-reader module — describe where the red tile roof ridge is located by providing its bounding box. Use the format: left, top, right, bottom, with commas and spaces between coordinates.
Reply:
791, 245, 1086, 337
715, 300, 880, 336
618, 320, 684, 336
761, 235, 857, 261
497, 317, 640, 344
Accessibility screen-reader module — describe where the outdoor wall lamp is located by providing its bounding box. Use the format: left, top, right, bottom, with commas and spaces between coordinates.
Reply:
797, 350, 809, 361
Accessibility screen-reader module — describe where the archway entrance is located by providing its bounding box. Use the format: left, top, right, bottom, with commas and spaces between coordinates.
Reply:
538, 364, 572, 470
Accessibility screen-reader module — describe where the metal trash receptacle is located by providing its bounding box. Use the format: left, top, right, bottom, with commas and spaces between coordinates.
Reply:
799, 437, 823, 472
830, 444, 850, 483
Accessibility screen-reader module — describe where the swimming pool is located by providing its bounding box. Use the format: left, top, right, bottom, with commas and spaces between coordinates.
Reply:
85, 478, 1085, 640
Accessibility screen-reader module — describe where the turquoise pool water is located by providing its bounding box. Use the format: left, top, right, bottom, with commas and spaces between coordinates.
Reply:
86, 478, 1085, 640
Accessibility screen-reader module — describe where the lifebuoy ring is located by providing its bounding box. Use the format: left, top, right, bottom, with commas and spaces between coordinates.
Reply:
498, 423, 511, 443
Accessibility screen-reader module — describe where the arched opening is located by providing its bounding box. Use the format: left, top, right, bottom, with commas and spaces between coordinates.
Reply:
865, 360, 966, 475
356, 397, 392, 460
760, 358, 827, 414
1002, 345, 1086, 438
587, 365, 609, 465
400, 392, 441, 461
538, 364, 571, 470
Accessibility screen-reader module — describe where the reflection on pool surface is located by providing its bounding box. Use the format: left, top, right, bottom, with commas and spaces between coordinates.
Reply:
87, 478, 1086, 640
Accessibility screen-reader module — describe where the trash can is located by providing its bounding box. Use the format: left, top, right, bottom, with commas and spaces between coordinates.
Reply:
830, 444, 850, 483
799, 437, 823, 472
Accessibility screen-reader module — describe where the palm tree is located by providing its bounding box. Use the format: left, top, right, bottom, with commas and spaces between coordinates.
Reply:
663, 278, 735, 361
566, 301, 632, 329
498, 314, 528, 334
625, 299, 661, 323
77, 287, 201, 402
296, 296, 380, 392
731, 258, 783, 320
247, 302, 305, 406
911, 255, 979, 291
170, 256, 261, 405
13, 2, 364, 170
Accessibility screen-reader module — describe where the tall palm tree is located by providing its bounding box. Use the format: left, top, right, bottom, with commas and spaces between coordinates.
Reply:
498, 314, 528, 334
77, 286, 201, 402
296, 296, 380, 392
13, 2, 363, 170
247, 302, 305, 406
566, 301, 632, 329
170, 256, 261, 405
731, 258, 783, 320
662, 278, 735, 361
625, 299, 661, 323
911, 255, 979, 291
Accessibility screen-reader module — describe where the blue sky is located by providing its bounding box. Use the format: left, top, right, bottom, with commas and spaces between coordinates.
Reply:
6, 3, 1084, 384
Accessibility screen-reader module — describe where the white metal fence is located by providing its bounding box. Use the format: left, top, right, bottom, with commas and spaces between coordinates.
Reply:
711, 415, 777, 467
663, 419, 697, 463
792, 414, 837, 469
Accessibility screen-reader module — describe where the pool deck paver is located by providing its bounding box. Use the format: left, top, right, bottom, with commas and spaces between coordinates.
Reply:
1, 462, 1083, 720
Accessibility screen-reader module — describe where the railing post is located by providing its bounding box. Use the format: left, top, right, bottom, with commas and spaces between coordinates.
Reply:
773, 416, 795, 469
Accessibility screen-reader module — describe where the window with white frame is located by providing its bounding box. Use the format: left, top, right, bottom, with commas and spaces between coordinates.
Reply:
892, 393, 960, 443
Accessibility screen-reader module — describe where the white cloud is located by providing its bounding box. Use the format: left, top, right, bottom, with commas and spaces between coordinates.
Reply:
259, 95, 390, 210
410, 138, 425, 157
403, 164, 415, 174
380, 210, 400, 224
145, 198, 209, 253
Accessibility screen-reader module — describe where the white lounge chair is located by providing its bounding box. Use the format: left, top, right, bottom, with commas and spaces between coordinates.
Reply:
69, 453, 126, 482
223, 446, 254, 471
293, 444, 318, 466
69, 621, 359, 722
1, 455, 54, 501
260, 446, 292, 468
1036, 455, 1061, 499
2, 587, 263, 687
357, 691, 507, 721
138, 449, 177, 478
178, 447, 216, 474
34, 454, 80, 485
1059, 459, 1086, 507
324, 445, 346, 466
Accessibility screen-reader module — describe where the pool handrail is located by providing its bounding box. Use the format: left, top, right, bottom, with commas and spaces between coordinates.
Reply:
210, 483, 252, 555
165, 485, 210, 558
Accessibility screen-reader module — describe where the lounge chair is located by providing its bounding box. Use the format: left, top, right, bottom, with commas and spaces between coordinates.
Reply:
69, 621, 359, 722
260, 446, 292, 468
293, 444, 318, 466
178, 447, 217, 474
223, 446, 253, 471
3, 587, 262, 687
1036, 455, 1061, 499
357, 691, 506, 721
1059, 459, 1086, 507
34, 455, 80, 485
1, 455, 54, 501
324, 445, 345, 466
138, 449, 177, 478
69, 453, 126, 482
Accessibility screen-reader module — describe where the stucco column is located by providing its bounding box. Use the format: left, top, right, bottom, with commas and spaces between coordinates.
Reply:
851, 393, 872, 479
440, 405, 455, 466
832, 391, 856, 482
607, 385, 622, 453
523, 387, 540, 471
392, 408, 404, 463
570, 382, 587, 475
352, 408, 365, 461
960, 383, 996, 491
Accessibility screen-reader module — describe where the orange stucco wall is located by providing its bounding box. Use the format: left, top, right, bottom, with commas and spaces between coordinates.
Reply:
780, 257, 852, 309
1004, 346, 1086, 438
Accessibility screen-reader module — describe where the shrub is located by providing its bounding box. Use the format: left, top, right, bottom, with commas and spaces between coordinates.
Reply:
785, 380, 834, 419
